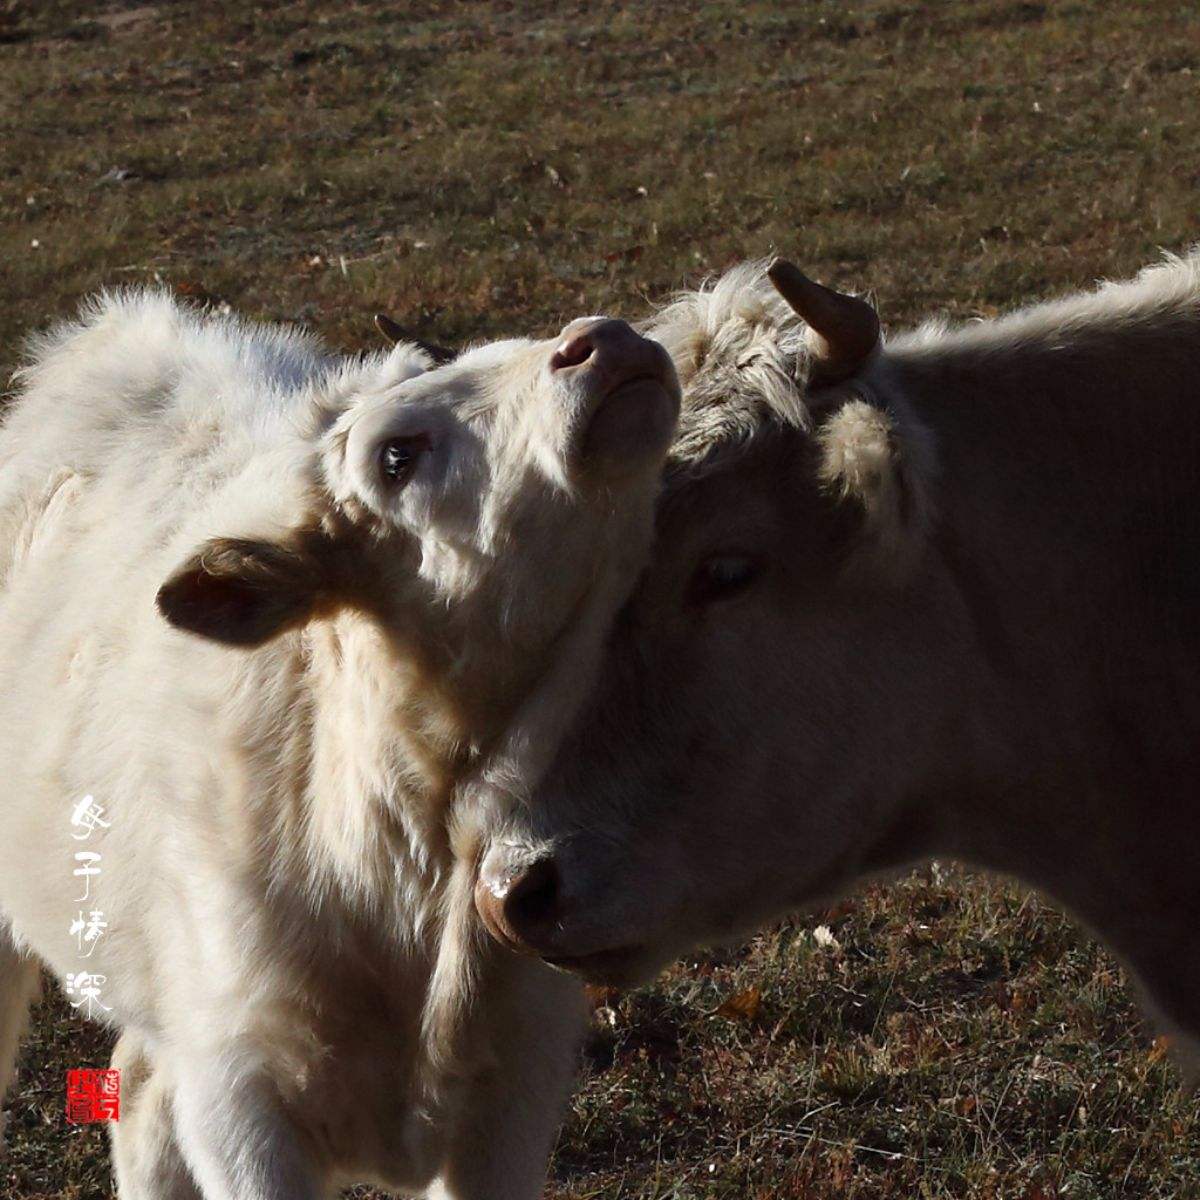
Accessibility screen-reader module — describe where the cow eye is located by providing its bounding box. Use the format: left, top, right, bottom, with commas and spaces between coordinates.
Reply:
379, 435, 429, 485
688, 553, 761, 605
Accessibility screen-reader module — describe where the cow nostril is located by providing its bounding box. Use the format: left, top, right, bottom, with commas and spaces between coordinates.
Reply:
504, 856, 561, 937
550, 333, 594, 371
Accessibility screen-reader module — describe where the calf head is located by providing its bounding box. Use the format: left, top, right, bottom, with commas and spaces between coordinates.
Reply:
475, 261, 958, 986
156, 315, 680, 746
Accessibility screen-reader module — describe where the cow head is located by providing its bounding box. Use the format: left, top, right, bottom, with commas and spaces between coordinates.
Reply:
156, 316, 681, 744
474, 261, 966, 986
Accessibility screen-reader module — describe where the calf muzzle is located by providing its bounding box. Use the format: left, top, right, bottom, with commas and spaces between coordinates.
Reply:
550, 317, 681, 477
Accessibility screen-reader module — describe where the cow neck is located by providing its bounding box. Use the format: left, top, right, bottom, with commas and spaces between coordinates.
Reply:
870, 326, 1200, 1040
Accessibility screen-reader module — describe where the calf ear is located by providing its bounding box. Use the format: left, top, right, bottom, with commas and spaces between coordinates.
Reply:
157, 535, 335, 647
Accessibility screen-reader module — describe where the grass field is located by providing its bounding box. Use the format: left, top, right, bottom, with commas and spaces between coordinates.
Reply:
3, 1, 1200, 1196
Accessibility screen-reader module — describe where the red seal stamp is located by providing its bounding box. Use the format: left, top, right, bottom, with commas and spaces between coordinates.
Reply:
65, 1068, 120, 1123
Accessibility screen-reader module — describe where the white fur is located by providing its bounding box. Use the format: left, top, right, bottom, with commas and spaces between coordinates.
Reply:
0, 291, 677, 1198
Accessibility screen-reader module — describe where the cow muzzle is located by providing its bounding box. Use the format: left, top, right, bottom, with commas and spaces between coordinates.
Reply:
474, 845, 566, 958
475, 840, 667, 988
474, 843, 651, 983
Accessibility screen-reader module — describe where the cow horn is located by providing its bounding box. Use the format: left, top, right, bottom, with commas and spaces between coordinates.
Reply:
373, 314, 456, 366
767, 259, 879, 383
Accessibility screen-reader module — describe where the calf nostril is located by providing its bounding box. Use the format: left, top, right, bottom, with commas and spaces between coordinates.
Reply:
550, 333, 594, 371
504, 856, 561, 937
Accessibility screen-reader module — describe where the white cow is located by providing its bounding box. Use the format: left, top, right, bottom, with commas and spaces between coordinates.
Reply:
0, 289, 680, 1199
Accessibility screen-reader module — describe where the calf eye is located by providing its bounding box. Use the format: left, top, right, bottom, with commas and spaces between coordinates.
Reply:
379, 435, 429, 485
688, 553, 762, 605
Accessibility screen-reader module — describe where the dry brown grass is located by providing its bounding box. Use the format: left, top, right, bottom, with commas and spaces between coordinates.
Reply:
3, 1, 1200, 1196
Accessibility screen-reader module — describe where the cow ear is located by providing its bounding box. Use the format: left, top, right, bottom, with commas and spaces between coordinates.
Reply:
157, 535, 334, 647
816, 399, 934, 585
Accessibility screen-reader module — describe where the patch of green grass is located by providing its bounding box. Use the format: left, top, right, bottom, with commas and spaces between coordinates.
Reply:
3, 1, 1200, 1196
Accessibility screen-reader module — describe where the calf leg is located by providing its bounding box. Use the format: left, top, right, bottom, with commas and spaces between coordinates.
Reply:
109, 1032, 202, 1200
0, 924, 41, 1157
168, 1048, 324, 1200
426, 961, 586, 1200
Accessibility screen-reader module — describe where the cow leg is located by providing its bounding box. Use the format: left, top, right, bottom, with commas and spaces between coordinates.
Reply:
109, 1032, 202, 1200
426, 963, 587, 1200
168, 1049, 323, 1200
0, 925, 41, 1157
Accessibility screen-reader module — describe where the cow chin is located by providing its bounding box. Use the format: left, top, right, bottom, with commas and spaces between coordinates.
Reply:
542, 942, 674, 990
539, 899, 693, 989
